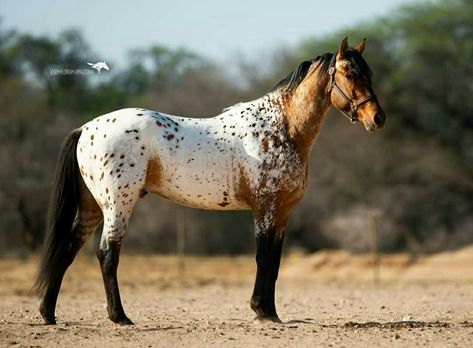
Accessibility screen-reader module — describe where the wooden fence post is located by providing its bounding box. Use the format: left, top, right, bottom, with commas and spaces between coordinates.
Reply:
369, 211, 380, 286
176, 207, 186, 278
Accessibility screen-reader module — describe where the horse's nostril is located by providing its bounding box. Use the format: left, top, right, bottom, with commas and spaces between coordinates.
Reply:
374, 113, 384, 126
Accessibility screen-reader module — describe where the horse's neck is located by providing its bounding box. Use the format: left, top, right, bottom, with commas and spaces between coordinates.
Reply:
279, 71, 331, 162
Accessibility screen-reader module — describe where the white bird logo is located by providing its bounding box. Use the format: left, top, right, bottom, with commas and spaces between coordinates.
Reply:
87, 61, 110, 74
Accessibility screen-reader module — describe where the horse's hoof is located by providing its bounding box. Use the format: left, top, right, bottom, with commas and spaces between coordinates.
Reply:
39, 305, 56, 325
113, 317, 134, 325
41, 315, 56, 325
253, 315, 282, 324
118, 318, 134, 325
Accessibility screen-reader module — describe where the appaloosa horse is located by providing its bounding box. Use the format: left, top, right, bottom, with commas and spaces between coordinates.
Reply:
34, 38, 385, 324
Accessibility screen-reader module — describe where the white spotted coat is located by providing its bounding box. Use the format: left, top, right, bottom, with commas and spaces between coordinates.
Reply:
77, 92, 307, 244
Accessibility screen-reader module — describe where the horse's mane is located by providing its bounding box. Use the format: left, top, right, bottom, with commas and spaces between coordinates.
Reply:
223, 50, 372, 112
270, 53, 334, 94
222, 102, 245, 112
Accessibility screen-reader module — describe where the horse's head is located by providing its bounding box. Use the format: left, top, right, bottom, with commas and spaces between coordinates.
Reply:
328, 37, 385, 131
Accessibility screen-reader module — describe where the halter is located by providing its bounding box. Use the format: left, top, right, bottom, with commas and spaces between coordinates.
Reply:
327, 58, 377, 124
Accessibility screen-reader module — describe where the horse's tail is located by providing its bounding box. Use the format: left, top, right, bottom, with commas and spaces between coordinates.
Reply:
32, 128, 82, 296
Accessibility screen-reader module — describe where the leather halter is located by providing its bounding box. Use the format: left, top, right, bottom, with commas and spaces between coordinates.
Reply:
328, 58, 377, 124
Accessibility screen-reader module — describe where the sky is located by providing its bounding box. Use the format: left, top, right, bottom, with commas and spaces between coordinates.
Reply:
1, 0, 416, 67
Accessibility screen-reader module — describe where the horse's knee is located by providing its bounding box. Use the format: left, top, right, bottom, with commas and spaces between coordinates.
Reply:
99, 207, 131, 247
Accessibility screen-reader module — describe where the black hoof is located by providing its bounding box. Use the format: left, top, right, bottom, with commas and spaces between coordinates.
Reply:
110, 313, 134, 325
42, 317, 57, 325
116, 317, 134, 325
39, 303, 56, 325
253, 315, 282, 324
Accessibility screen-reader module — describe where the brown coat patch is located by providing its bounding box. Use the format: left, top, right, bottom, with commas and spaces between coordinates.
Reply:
144, 157, 163, 191
235, 166, 254, 208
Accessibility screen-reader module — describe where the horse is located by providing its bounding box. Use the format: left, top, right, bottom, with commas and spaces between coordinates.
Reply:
33, 37, 385, 325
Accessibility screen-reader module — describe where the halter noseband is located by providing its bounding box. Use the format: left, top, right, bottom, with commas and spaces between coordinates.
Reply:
327, 58, 377, 124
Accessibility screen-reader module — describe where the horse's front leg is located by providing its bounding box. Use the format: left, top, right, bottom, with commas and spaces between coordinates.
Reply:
250, 206, 289, 322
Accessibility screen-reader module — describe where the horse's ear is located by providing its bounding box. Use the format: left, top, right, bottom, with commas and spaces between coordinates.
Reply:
336, 37, 349, 60
355, 38, 366, 55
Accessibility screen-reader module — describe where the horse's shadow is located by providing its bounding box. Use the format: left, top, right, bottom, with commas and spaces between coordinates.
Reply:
245, 317, 317, 326
26, 317, 317, 329
284, 318, 315, 324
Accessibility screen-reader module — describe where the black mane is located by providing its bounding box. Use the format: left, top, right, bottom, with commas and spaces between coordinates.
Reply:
271, 49, 373, 94
271, 53, 333, 94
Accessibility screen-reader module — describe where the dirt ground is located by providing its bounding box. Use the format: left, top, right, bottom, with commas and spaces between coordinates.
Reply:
1, 247, 473, 347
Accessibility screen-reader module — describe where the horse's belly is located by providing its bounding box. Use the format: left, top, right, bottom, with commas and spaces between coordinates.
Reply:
146, 154, 250, 211
151, 177, 250, 210
155, 187, 250, 210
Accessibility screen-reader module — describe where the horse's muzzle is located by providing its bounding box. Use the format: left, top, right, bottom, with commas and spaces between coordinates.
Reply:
373, 111, 386, 129
364, 110, 385, 131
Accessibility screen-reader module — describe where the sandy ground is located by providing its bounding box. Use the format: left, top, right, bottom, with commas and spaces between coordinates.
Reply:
1, 248, 473, 347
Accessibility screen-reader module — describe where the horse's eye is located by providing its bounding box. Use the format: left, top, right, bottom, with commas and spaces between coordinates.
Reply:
346, 73, 353, 81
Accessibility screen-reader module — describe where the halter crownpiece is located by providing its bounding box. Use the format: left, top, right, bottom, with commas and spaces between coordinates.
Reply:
328, 57, 377, 124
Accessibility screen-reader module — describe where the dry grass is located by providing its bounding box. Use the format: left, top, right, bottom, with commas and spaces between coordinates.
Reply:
3, 245, 473, 297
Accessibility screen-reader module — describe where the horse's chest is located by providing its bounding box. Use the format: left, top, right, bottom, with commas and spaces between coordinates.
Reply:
255, 145, 306, 196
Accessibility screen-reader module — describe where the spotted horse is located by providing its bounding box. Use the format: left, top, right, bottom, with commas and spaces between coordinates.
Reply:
33, 38, 385, 325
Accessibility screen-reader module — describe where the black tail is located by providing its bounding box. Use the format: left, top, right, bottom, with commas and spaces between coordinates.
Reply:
32, 128, 82, 296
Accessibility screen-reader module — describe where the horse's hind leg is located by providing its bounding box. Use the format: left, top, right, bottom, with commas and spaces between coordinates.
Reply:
39, 181, 103, 324
97, 191, 140, 325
